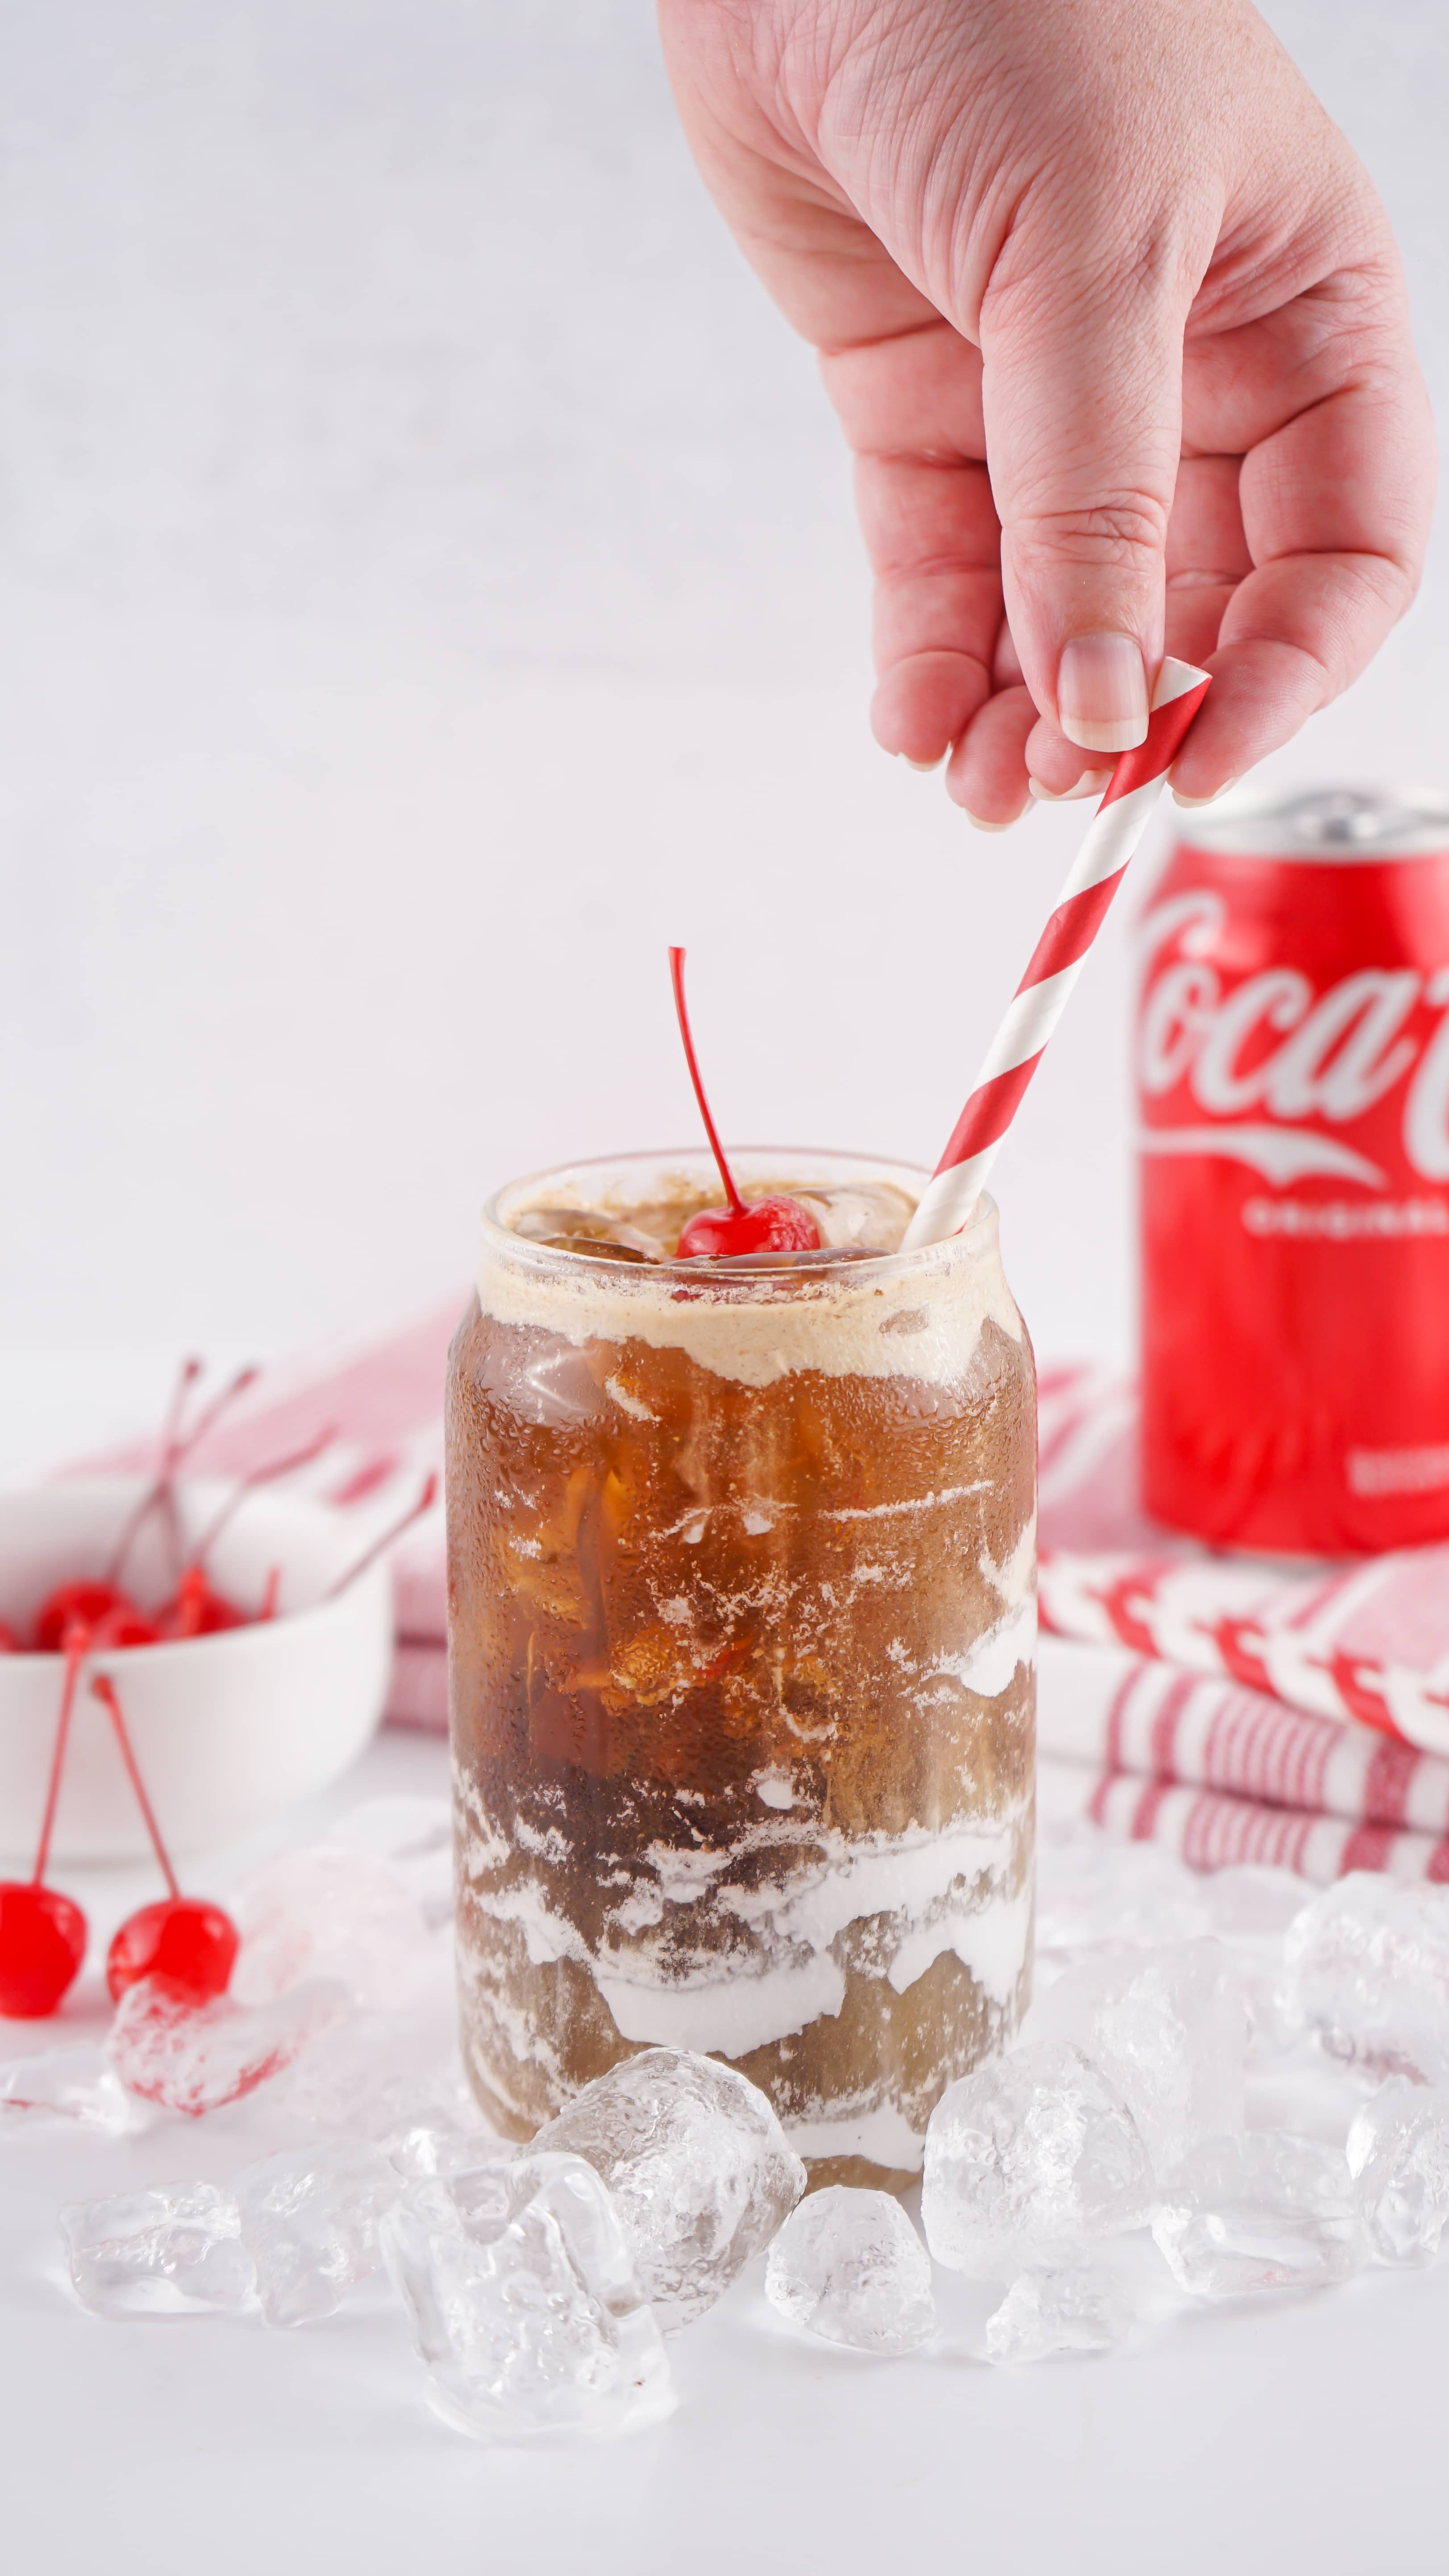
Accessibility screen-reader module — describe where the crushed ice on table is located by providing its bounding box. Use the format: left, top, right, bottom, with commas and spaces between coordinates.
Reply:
1199, 1867, 1311, 2058
531, 2048, 805, 2329
233, 2141, 402, 2326
386, 2123, 509, 2183
107, 1975, 350, 2116
1034, 1824, 1213, 1960
765, 2187, 936, 2356
63, 2183, 256, 2317
268, 2006, 486, 2145
232, 1844, 432, 2012
1284, 1875, 1449, 2085
1027, 1940, 1245, 2178
381, 2150, 674, 2442
984, 2264, 1137, 2366
1, 2042, 141, 2137
1202, 1866, 1312, 1943
1153, 2133, 1367, 2299
1346, 2076, 1449, 2266
922, 2040, 1153, 2277
55, 1808, 1449, 2411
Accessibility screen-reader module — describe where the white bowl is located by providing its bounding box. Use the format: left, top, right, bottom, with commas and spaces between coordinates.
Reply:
0, 1480, 395, 1864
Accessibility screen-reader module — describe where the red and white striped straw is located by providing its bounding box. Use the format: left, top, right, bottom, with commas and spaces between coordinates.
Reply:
902, 655, 1212, 1250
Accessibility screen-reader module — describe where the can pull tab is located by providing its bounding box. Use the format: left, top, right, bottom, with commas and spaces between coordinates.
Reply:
1287, 788, 1427, 848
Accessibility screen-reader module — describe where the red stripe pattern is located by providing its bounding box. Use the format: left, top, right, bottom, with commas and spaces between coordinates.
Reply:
927, 667, 1210, 1195
1014, 864, 1129, 995
937, 1056, 1042, 1172
1098, 685, 1211, 809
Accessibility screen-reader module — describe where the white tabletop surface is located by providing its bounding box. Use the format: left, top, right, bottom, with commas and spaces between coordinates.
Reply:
2, 1364, 1446, 2576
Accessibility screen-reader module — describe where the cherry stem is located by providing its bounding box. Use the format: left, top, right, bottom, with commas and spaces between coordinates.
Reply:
31, 1628, 89, 1887
321, 1470, 439, 1601
105, 1358, 260, 1586
90, 1672, 180, 1901
669, 947, 744, 1217
185, 1426, 337, 1567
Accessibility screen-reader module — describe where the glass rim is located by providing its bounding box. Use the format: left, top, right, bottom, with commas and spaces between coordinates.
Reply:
479, 1144, 999, 1288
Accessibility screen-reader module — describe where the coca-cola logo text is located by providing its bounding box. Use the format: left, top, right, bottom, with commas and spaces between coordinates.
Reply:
1137, 893, 1449, 1187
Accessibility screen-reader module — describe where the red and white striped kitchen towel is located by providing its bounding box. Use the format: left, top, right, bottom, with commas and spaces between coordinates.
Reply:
85, 1319, 1449, 1882
1035, 1359, 1449, 1881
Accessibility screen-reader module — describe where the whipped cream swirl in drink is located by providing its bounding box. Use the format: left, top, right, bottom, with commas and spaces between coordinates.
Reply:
447, 1149, 1036, 2186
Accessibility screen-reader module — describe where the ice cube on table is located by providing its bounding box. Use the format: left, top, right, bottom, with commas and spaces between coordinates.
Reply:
231, 1845, 431, 2012
985, 2264, 1136, 2366
233, 2141, 401, 2327
1198, 1867, 1310, 2059
531, 2048, 805, 2330
1027, 1940, 1245, 2177
1033, 1827, 1213, 1960
1152, 2133, 1367, 2298
107, 1975, 350, 2117
1, 2043, 137, 2136
922, 2041, 1153, 2278
1285, 1875, 1449, 2084
63, 2183, 256, 2317
765, 2187, 936, 2356
381, 2151, 673, 2443
386, 2123, 511, 2182
1346, 2076, 1449, 2266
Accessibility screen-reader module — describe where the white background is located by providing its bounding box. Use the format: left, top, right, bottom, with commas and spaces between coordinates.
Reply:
2, 0, 1447, 1381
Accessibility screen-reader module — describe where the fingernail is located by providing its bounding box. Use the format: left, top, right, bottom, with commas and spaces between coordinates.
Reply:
1028, 768, 1112, 804
1171, 783, 1234, 809
905, 755, 943, 772
1058, 634, 1149, 754
964, 810, 1014, 833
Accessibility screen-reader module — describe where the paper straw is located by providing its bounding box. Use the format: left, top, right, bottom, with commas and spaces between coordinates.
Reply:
902, 655, 1212, 1250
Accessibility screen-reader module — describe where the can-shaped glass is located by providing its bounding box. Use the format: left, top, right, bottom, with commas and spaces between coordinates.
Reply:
447, 1149, 1036, 2188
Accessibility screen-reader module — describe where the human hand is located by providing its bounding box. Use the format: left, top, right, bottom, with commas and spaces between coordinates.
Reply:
658, 0, 1434, 822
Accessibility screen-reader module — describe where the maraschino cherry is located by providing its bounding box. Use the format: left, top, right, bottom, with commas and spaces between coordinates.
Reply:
33, 1580, 141, 1653
152, 1563, 246, 1641
89, 1670, 239, 2005
668, 948, 821, 1259
104, 1896, 238, 2006
0, 1632, 90, 2017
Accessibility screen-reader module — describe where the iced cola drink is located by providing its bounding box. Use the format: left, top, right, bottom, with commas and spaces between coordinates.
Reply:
448, 1150, 1036, 2188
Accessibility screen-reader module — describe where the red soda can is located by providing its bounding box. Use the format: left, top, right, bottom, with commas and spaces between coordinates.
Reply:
1137, 787, 1449, 1554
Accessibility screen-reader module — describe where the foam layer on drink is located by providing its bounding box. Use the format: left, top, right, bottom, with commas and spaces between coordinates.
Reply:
482, 1156, 1025, 1389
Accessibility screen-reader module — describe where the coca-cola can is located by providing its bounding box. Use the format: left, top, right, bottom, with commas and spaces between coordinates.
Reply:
1137, 786, 1449, 1554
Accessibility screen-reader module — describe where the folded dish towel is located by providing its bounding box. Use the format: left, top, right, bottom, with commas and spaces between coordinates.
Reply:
1035, 1359, 1449, 1880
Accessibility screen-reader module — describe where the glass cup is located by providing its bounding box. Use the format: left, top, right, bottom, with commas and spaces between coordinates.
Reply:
447, 1149, 1036, 2188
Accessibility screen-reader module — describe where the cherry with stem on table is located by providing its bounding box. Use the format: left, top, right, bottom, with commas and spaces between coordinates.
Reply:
0, 1631, 91, 2016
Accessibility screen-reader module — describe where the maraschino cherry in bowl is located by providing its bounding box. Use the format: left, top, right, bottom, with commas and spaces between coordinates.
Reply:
0, 1477, 395, 1868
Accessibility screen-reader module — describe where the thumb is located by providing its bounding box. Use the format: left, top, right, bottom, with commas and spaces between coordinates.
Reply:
979, 234, 1193, 752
